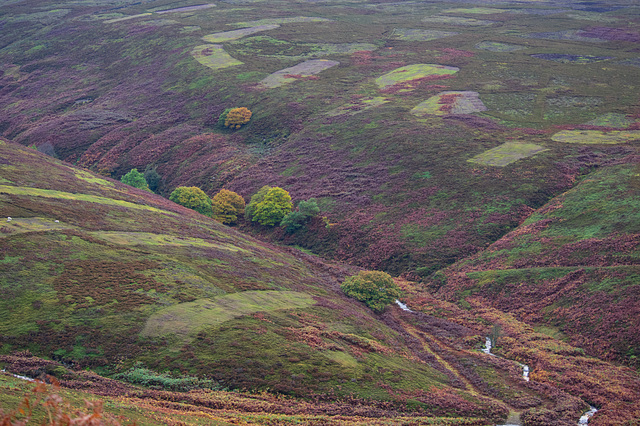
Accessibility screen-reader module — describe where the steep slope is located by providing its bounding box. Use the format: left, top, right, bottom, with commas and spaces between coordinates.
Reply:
435, 162, 640, 367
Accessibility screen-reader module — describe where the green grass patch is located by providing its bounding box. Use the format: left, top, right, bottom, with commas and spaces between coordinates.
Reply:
231, 17, 331, 27
422, 16, 495, 26
467, 142, 549, 167
475, 41, 526, 52
141, 291, 315, 340
191, 45, 243, 70
376, 64, 458, 89
90, 231, 248, 252
74, 170, 114, 187
326, 97, 389, 117
551, 130, 640, 144
586, 113, 636, 128
0, 185, 176, 215
104, 13, 152, 23
202, 25, 280, 43
390, 29, 459, 42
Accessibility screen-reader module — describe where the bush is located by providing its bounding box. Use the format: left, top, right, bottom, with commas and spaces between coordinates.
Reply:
169, 186, 212, 216
245, 186, 292, 226
340, 271, 402, 312
121, 168, 150, 191
219, 107, 252, 129
280, 198, 320, 233
212, 189, 245, 225
115, 362, 222, 392
144, 166, 161, 192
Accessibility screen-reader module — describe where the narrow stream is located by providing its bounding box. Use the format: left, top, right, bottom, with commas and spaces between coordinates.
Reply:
482, 337, 597, 425
395, 299, 413, 312
1, 368, 37, 382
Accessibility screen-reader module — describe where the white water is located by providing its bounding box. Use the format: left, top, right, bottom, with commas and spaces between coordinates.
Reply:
482, 336, 493, 355
1, 369, 37, 382
579, 406, 598, 425
395, 299, 413, 312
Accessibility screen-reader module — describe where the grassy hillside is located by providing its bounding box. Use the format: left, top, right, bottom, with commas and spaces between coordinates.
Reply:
1, 0, 639, 274
434, 162, 640, 367
3, 141, 640, 424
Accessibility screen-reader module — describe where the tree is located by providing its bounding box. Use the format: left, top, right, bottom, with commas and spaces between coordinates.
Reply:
144, 166, 161, 192
246, 186, 292, 226
211, 189, 245, 225
169, 186, 213, 216
340, 271, 402, 312
280, 198, 320, 233
219, 107, 252, 129
121, 168, 151, 191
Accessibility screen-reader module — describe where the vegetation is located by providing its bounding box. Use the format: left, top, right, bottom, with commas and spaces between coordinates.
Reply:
120, 168, 150, 191
211, 189, 245, 225
169, 186, 213, 216
341, 271, 402, 312
281, 198, 320, 233
219, 107, 252, 129
245, 186, 293, 226
115, 362, 222, 391
143, 166, 161, 192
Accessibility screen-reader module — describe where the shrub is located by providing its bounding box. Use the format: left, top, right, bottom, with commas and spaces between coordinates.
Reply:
212, 189, 245, 225
222, 107, 252, 129
340, 271, 402, 312
281, 198, 320, 233
169, 186, 213, 216
246, 186, 292, 226
121, 168, 150, 191
143, 166, 161, 192
115, 362, 222, 392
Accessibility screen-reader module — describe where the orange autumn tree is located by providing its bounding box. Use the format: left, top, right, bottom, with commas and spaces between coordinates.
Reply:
211, 189, 245, 225
223, 107, 252, 129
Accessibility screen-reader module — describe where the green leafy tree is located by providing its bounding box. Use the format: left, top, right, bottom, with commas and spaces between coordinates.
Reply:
121, 168, 151, 191
169, 186, 213, 216
280, 198, 320, 233
246, 186, 292, 226
340, 271, 402, 312
212, 189, 245, 225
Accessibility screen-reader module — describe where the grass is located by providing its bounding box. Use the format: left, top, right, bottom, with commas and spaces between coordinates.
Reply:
191, 45, 243, 70
141, 291, 315, 340
258, 59, 340, 88
551, 130, 640, 144
422, 16, 495, 26
467, 143, 549, 167
0, 185, 176, 215
390, 29, 459, 42
474, 41, 526, 52
375, 64, 459, 89
410, 91, 487, 116
202, 25, 280, 43
231, 17, 331, 27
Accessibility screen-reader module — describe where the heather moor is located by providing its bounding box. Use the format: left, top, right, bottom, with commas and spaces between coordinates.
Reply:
0, 0, 639, 424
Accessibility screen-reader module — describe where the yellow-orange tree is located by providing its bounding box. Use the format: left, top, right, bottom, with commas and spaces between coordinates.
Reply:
224, 107, 252, 129
211, 189, 245, 225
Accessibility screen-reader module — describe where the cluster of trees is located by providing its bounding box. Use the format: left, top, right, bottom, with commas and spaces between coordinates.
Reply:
120, 167, 161, 192
164, 184, 320, 232
168, 186, 246, 225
